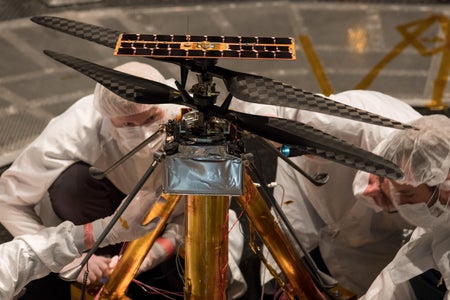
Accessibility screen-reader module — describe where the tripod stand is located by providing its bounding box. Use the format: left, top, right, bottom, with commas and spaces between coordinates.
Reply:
58, 57, 368, 300
88, 142, 355, 300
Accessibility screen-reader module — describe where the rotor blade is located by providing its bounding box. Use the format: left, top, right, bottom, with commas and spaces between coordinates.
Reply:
220, 109, 403, 180
217, 68, 413, 130
31, 16, 186, 66
43, 50, 185, 106
31, 16, 120, 48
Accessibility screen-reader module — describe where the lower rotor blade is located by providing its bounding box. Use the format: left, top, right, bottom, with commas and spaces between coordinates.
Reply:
222, 109, 403, 180
43, 50, 182, 105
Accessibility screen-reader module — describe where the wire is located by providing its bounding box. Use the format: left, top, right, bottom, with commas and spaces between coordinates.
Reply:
259, 246, 268, 300
175, 245, 185, 286
132, 278, 184, 299
80, 263, 89, 300
259, 181, 287, 300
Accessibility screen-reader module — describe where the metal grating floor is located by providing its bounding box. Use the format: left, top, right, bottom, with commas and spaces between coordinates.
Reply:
1, 0, 448, 21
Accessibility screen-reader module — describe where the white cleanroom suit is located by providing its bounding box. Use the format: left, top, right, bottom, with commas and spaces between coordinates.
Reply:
357, 115, 450, 299
0, 222, 81, 299
232, 90, 422, 295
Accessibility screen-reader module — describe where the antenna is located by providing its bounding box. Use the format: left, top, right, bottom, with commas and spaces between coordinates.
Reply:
186, 15, 190, 36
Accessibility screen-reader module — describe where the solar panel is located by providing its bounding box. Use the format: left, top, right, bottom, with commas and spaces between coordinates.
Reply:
114, 34, 296, 60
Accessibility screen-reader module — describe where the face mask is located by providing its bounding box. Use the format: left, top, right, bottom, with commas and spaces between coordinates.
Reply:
429, 198, 447, 217
395, 202, 437, 228
429, 194, 450, 229
393, 184, 449, 229
114, 123, 161, 153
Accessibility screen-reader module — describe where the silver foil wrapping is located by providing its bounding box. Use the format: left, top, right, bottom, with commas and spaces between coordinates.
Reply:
164, 145, 243, 195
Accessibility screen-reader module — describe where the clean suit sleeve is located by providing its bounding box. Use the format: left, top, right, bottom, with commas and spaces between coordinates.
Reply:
273, 157, 323, 251
431, 228, 450, 290
284, 90, 422, 152
228, 97, 278, 117
0, 95, 103, 236
359, 268, 416, 300
0, 221, 81, 299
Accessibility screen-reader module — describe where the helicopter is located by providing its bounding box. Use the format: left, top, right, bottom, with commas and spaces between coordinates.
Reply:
30, 15, 414, 300
31, 15, 412, 181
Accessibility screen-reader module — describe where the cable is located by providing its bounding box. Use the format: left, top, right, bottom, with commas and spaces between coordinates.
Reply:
80, 263, 89, 300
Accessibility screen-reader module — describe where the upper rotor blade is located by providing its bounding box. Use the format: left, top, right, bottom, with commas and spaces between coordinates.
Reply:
224, 71, 413, 130
44, 50, 183, 105
31, 16, 186, 67
31, 16, 120, 48
221, 109, 403, 180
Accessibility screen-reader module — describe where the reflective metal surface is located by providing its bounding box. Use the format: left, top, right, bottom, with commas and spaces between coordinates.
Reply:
164, 145, 243, 195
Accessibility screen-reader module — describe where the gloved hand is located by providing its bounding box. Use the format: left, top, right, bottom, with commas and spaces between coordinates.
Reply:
77, 254, 113, 285
73, 189, 163, 251
137, 236, 176, 274
60, 253, 113, 285
138, 216, 184, 274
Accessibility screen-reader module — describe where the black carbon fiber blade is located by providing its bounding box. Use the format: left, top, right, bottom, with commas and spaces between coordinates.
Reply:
222, 109, 403, 179
30, 16, 412, 131
31, 16, 120, 48
31, 16, 187, 67
224, 71, 413, 130
43, 50, 183, 105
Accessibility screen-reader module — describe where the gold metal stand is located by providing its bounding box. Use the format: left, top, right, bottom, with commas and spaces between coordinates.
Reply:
88, 166, 354, 300
184, 195, 229, 299
236, 172, 324, 299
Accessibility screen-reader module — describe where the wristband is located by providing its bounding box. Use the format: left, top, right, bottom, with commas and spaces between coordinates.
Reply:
83, 223, 95, 249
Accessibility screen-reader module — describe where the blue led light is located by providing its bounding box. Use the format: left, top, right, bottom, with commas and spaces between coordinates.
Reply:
280, 145, 290, 156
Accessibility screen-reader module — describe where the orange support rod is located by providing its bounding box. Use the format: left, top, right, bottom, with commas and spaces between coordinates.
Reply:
99, 194, 182, 299
235, 171, 326, 300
